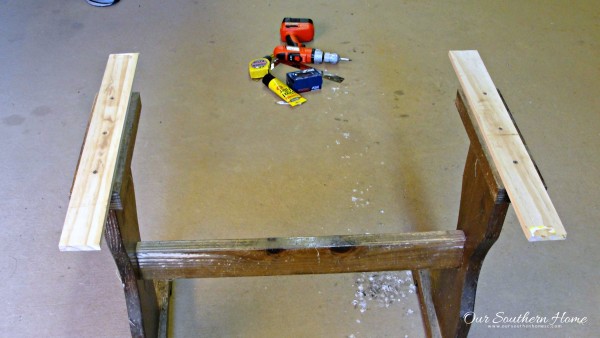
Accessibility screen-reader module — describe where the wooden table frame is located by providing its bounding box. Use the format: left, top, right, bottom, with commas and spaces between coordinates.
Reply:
60, 52, 565, 337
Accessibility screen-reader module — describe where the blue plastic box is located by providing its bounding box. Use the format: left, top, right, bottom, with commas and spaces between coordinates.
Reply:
286, 69, 323, 93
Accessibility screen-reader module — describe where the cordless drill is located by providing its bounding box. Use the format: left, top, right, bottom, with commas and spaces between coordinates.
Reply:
274, 17, 351, 65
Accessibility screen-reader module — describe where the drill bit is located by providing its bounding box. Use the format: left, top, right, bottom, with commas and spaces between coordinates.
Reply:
323, 73, 344, 83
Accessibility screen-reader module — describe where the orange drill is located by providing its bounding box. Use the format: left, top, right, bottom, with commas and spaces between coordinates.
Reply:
274, 17, 351, 65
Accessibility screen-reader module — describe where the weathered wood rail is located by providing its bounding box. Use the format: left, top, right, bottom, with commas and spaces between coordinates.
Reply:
133, 231, 466, 279
59, 51, 566, 338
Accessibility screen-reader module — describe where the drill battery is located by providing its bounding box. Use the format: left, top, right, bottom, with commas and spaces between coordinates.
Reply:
286, 68, 323, 93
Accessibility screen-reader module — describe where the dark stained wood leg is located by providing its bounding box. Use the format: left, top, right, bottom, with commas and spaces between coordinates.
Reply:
413, 269, 442, 338
428, 91, 510, 337
106, 169, 160, 338
106, 209, 154, 338
104, 93, 160, 337
155, 280, 172, 338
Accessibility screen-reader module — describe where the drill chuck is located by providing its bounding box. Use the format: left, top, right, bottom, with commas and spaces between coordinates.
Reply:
322, 52, 340, 64
312, 50, 349, 64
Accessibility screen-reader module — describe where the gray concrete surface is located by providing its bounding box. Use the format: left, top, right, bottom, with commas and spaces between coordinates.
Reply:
1, 1, 598, 337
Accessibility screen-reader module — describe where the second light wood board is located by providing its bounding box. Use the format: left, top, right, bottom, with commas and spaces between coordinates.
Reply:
59, 53, 139, 251
449, 50, 566, 241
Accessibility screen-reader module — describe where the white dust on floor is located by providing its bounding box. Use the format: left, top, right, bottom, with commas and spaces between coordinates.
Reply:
349, 271, 416, 338
352, 271, 415, 313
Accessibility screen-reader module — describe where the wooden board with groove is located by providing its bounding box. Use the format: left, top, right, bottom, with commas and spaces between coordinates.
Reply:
59, 53, 139, 251
449, 50, 566, 241
134, 231, 466, 279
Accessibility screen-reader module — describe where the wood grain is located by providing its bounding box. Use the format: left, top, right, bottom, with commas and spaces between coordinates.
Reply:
449, 50, 566, 241
105, 210, 148, 337
430, 139, 509, 337
155, 280, 172, 338
59, 53, 139, 251
414, 270, 442, 338
134, 231, 465, 280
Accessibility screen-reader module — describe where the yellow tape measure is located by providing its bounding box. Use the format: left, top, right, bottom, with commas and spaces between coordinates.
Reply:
248, 57, 270, 79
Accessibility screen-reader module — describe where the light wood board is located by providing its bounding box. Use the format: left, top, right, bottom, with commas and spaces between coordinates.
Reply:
59, 53, 139, 251
449, 50, 566, 241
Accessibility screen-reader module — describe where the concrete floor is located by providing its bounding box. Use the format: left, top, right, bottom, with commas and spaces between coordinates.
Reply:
1, 1, 598, 337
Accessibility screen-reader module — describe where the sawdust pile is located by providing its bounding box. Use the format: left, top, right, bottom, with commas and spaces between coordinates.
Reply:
352, 271, 416, 313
